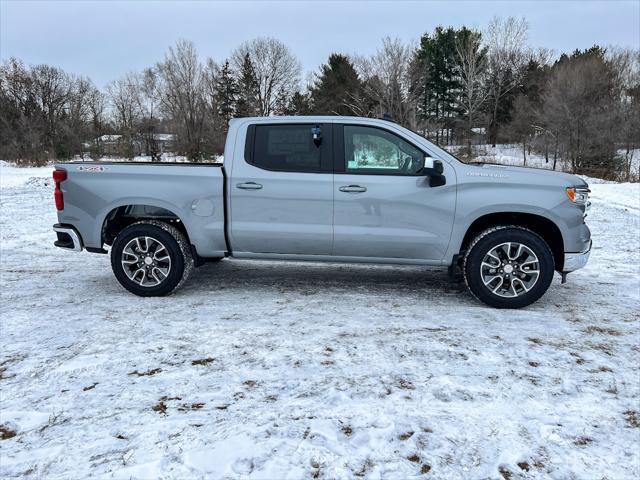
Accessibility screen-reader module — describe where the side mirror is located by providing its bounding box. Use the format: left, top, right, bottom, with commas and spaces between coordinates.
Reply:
422, 157, 444, 175
422, 157, 446, 187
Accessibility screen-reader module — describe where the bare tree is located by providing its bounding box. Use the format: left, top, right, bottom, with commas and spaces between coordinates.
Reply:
542, 49, 620, 177
485, 16, 529, 146
87, 87, 107, 156
31, 64, 72, 157
608, 48, 640, 180
455, 29, 489, 155
356, 37, 417, 128
231, 37, 301, 116
156, 39, 207, 159
136, 68, 163, 160
107, 73, 140, 158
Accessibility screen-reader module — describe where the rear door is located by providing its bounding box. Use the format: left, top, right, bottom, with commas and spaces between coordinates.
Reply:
229, 123, 334, 255
332, 123, 455, 260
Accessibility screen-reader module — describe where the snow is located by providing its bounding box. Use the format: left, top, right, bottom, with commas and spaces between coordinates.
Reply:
1, 164, 639, 478
74, 153, 223, 164
451, 144, 640, 181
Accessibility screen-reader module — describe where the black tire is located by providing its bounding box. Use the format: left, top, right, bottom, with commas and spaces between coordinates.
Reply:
463, 226, 554, 309
110, 220, 193, 297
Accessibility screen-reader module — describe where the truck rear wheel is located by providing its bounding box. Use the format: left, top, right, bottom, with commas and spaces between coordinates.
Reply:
110, 221, 193, 297
463, 226, 554, 308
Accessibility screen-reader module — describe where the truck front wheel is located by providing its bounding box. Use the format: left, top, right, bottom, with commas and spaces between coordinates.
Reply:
110, 221, 194, 297
463, 226, 554, 308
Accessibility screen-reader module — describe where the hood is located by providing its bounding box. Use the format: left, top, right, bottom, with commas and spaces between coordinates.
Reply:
466, 163, 588, 188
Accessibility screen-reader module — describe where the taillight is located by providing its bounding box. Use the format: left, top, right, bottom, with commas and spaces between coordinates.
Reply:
53, 169, 67, 210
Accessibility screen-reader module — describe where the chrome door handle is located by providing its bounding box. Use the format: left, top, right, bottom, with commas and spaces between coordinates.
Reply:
339, 185, 367, 193
236, 182, 263, 190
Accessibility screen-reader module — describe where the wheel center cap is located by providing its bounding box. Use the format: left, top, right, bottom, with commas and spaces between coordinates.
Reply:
504, 264, 514, 274
144, 257, 153, 265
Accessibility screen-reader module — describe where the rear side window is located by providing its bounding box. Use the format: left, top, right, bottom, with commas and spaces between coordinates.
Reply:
250, 125, 323, 172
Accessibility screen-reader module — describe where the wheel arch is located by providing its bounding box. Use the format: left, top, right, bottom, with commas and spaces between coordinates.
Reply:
458, 212, 565, 271
100, 203, 191, 248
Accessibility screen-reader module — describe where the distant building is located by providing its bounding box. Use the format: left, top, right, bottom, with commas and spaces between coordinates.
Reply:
97, 134, 123, 155
151, 133, 176, 154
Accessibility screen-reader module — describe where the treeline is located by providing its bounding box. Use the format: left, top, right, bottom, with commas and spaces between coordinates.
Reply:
1, 16, 638, 179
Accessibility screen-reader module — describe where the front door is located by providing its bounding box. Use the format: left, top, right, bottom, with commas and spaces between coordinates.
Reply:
332, 124, 455, 261
229, 123, 334, 255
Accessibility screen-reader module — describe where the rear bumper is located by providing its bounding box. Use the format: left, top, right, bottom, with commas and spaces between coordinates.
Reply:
563, 240, 591, 272
53, 224, 83, 252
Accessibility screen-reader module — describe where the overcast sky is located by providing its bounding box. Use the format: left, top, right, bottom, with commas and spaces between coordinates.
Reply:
1, 0, 639, 88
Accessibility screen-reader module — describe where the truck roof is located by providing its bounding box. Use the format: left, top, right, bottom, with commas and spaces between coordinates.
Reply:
229, 115, 396, 125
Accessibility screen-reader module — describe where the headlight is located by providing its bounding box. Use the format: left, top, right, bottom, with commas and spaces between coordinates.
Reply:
566, 187, 590, 205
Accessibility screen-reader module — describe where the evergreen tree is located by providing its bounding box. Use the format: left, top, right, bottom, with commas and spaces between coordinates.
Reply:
412, 26, 464, 144
213, 60, 238, 128
235, 53, 260, 117
282, 91, 312, 115
310, 54, 364, 115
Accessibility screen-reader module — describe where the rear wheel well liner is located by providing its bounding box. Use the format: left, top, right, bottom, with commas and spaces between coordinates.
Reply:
101, 205, 191, 249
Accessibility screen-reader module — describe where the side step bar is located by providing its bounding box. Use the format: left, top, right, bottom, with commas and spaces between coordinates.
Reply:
53, 224, 83, 252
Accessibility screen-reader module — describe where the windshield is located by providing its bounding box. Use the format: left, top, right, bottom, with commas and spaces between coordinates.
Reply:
391, 124, 468, 165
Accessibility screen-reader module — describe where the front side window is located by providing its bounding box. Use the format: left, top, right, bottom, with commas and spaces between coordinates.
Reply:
252, 125, 322, 172
343, 125, 424, 175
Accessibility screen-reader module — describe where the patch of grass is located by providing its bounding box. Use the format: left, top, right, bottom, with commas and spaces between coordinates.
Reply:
83, 383, 98, 391
129, 368, 162, 377
310, 460, 321, 479
528, 361, 540, 368
159, 396, 182, 401
1, 425, 17, 440
527, 337, 543, 345
421, 464, 432, 474
498, 466, 512, 479
152, 401, 167, 415
191, 357, 215, 366
398, 431, 414, 441
397, 379, 415, 390
585, 326, 621, 336
407, 454, 420, 463
341, 425, 353, 436
517, 462, 530, 471
354, 459, 375, 477
39, 411, 64, 433
215, 405, 229, 410
573, 436, 593, 446
588, 342, 613, 356
624, 410, 640, 428
178, 402, 205, 411
243, 380, 258, 388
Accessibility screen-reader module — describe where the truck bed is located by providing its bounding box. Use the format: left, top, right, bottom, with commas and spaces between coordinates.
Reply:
54, 162, 228, 257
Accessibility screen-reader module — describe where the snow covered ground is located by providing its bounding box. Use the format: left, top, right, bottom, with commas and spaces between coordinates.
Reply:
1, 163, 639, 479
449, 144, 640, 181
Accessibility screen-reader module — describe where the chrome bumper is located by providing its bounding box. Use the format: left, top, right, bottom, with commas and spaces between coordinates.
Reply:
53, 224, 83, 252
563, 241, 591, 272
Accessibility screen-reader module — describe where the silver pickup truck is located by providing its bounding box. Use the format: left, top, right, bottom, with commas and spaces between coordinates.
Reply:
52, 116, 591, 308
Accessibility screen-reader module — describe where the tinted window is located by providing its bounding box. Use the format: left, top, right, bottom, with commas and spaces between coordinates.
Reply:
343, 125, 424, 175
252, 125, 322, 172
